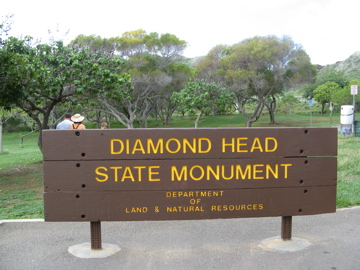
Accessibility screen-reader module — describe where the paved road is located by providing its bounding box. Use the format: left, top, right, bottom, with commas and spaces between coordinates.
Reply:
1, 207, 360, 270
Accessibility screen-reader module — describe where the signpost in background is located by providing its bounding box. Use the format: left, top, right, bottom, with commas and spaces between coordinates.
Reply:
308, 100, 313, 126
329, 102, 334, 123
351, 85, 358, 136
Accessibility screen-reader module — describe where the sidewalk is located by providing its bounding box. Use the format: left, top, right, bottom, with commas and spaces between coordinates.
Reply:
1, 207, 360, 270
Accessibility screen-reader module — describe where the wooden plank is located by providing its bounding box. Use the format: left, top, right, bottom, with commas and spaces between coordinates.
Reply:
43, 186, 336, 221
42, 127, 338, 222
43, 157, 337, 192
42, 128, 337, 161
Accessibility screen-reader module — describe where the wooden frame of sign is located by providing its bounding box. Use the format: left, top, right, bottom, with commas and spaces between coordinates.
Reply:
43, 127, 337, 248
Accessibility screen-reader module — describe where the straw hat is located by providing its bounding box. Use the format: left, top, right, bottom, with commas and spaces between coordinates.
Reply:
71, 113, 85, 123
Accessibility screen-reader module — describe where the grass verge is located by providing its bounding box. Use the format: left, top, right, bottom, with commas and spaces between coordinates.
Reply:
0, 164, 44, 219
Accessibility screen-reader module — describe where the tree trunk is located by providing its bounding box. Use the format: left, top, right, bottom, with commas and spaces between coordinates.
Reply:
0, 122, 3, 153
246, 119, 254, 127
268, 109, 276, 125
321, 103, 326, 114
194, 109, 204, 128
236, 97, 265, 128
265, 95, 277, 125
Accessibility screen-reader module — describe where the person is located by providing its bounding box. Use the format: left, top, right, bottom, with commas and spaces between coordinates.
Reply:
56, 113, 73, 130
101, 122, 108, 129
69, 114, 86, 129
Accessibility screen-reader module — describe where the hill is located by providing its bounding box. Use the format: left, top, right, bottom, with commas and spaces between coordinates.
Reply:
328, 51, 360, 80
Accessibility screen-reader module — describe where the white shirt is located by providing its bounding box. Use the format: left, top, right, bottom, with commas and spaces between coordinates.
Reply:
56, 119, 74, 130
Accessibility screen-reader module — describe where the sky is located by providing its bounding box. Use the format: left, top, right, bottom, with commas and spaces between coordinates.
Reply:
2, 0, 359, 66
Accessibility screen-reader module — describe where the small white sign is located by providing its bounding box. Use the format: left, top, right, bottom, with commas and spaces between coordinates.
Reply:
351, 85, 358, 95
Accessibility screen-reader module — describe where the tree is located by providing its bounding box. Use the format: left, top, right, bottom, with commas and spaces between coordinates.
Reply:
332, 80, 360, 106
171, 80, 234, 128
278, 93, 300, 114
151, 62, 194, 126
219, 35, 313, 126
71, 30, 189, 128
303, 66, 348, 100
0, 37, 131, 151
196, 44, 229, 84
69, 34, 116, 55
313, 81, 342, 114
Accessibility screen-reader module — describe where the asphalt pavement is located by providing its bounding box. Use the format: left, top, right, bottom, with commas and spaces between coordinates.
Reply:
1, 206, 360, 270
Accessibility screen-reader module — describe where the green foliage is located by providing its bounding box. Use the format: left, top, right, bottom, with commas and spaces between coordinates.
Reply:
70, 30, 190, 128
206, 35, 315, 126
0, 36, 132, 149
277, 93, 301, 114
332, 80, 360, 105
316, 66, 348, 87
171, 80, 234, 127
303, 66, 348, 100
314, 81, 341, 107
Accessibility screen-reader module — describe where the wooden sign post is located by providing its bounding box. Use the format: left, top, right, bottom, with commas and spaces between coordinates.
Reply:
43, 127, 337, 248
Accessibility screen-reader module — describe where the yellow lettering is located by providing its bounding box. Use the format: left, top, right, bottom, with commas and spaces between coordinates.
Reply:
148, 166, 160, 181
132, 139, 145, 154
171, 166, 188, 181
121, 167, 135, 182
207, 165, 220, 180
253, 164, 264, 179
237, 137, 248, 152
210, 204, 264, 211
125, 207, 148, 213
222, 137, 235, 153
95, 167, 108, 182
190, 165, 204, 181
281, 164, 292, 178
134, 166, 146, 182
166, 138, 181, 153
250, 137, 263, 152
125, 139, 130, 154
183, 138, 196, 153
221, 165, 234, 180
265, 137, 278, 152
110, 139, 123, 154
198, 138, 212, 153
110, 166, 122, 182
266, 164, 278, 179
147, 138, 163, 154
236, 164, 252, 179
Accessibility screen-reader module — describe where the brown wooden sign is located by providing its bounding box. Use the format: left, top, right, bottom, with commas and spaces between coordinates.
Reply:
42, 127, 337, 222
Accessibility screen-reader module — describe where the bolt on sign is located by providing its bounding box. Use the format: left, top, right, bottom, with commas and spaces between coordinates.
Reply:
42, 128, 337, 222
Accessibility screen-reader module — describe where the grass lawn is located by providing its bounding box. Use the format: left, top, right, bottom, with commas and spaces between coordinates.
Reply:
0, 132, 43, 219
1, 112, 359, 219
